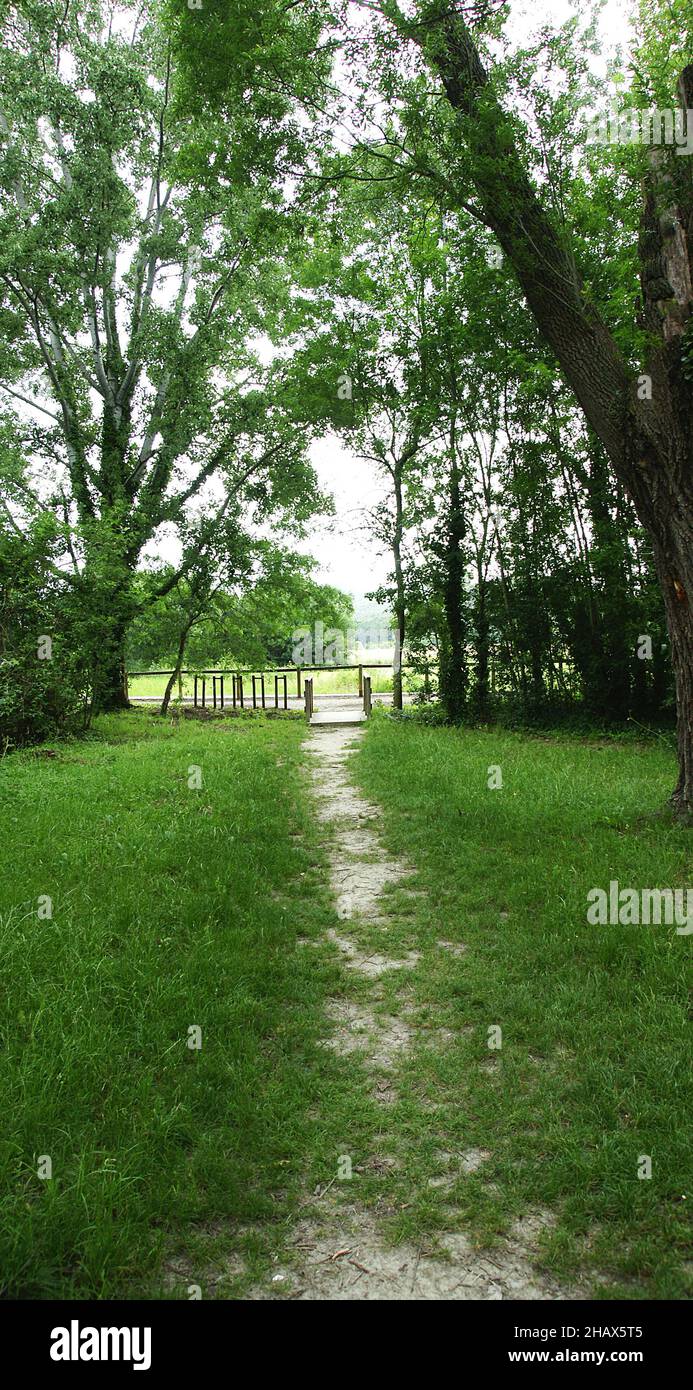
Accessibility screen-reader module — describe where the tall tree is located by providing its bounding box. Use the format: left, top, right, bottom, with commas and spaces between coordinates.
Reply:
0, 0, 326, 711
354, 0, 693, 812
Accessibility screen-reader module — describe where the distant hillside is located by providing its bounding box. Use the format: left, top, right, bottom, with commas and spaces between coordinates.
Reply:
349, 595, 395, 650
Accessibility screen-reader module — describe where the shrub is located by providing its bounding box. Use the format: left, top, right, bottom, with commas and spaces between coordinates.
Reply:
0, 525, 91, 750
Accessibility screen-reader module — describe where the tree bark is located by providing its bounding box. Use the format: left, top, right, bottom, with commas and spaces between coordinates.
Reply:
160, 616, 197, 715
392, 469, 406, 711
439, 438, 467, 722
81, 542, 134, 715
92, 622, 130, 713
649, 527, 693, 813
473, 573, 490, 719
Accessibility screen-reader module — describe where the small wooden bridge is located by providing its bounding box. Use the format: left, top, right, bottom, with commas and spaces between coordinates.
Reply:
126, 662, 411, 712
304, 675, 373, 727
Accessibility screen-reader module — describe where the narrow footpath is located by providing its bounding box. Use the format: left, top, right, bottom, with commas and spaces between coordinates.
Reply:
253, 710, 582, 1300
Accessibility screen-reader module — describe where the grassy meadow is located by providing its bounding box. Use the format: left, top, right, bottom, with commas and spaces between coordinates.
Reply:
0, 706, 690, 1299
349, 714, 692, 1298
0, 710, 372, 1298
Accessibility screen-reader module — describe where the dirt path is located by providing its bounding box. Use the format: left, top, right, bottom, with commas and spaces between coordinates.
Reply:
254, 724, 583, 1301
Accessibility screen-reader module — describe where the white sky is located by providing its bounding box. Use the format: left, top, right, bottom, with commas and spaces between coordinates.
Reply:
303, 435, 389, 596
299, 0, 631, 604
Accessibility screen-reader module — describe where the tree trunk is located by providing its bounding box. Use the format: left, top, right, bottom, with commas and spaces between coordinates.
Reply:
160, 668, 180, 717
648, 517, 693, 815
161, 617, 196, 715
440, 447, 467, 722
81, 537, 135, 716
392, 470, 406, 711
473, 573, 491, 719
406, 8, 693, 810
92, 619, 130, 713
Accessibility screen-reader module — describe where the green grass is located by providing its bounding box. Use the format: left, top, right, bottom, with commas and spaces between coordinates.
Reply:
3, 706, 689, 1300
0, 710, 374, 1298
309, 666, 393, 695
349, 714, 692, 1298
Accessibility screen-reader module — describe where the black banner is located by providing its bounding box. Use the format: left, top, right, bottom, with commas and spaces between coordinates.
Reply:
0, 1298, 683, 1378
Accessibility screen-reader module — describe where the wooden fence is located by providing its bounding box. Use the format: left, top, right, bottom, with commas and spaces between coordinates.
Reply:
127, 662, 414, 704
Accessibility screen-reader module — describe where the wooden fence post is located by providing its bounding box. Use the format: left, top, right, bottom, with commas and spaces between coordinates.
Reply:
363, 674, 372, 716
304, 676, 314, 723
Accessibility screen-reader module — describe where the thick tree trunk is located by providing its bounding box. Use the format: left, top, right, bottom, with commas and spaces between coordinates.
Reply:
81, 551, 135, 716
644, 500, 693, 815
93, 629, 130, 712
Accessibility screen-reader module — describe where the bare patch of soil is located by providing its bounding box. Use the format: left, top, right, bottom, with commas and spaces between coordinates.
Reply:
322, 999, 413, 1070
326, 928, 421, 977
253, 1198, 584, 1301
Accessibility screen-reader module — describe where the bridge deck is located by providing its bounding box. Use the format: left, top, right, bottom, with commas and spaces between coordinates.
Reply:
309, 710, 366, 726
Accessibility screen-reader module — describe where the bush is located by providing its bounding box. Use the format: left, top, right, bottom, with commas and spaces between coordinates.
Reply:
0, 526, 91, 750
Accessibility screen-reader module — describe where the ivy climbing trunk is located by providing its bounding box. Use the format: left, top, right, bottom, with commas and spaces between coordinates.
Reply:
80, 544, 135, 716
90, 614, 130, 713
